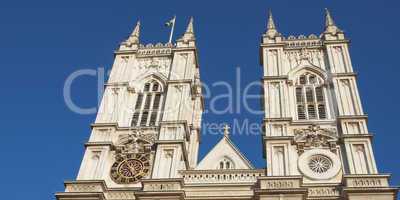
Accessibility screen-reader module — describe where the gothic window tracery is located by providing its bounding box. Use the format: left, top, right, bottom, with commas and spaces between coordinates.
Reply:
131, 80, 164, 127
295, 73, 327, 120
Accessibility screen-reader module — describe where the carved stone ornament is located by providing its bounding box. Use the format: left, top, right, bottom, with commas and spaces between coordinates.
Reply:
293, 124, 337, 154
192, 71, 202, 96
110, 130, 155, 184
298, 148, 341, 180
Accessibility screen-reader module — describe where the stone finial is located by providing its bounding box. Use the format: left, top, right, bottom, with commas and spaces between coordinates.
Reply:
127, 21, 140, 44
223, 124, 230, 138
180, 17, 195, 41
265, 10, 280, 39
324, 8, 342, 35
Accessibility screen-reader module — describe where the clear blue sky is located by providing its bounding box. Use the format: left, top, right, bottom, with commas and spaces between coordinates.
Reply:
0, 0, 399, 199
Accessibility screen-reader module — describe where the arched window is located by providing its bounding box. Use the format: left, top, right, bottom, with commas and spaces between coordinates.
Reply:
131, 80, 164, 127
217, 157, 234, 169
295, 73, 327, 120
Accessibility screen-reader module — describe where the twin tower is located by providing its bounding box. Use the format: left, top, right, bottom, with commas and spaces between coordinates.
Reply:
56, 9, 398, 200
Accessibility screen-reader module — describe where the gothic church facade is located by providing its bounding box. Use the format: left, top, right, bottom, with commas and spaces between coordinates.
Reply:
56, 10, 398, 200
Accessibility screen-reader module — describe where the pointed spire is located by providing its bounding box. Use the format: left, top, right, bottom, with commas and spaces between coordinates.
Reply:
267, 9, 276, 30
186, 16, 194, 34
127, 21, 140, 44
324, 8, 342, 35
265, 10, 280, 38
180, 17, 195, 41
325, 8, 335, 27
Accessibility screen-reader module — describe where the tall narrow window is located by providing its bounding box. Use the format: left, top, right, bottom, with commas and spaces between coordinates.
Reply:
144, 94, 152, 109
131, 112, 140, 126
225, 162, 230, 169
144, 83, 150, 92
149, 111, 157, 126
131, 80, 164, 127
217, 158, 234, 169
297, 105, 306, 120
296, 87, 303, 103
153, 94, 161, 109
306, 88, 314, 103
315, 87, 324, 102
140, 111, 148, 126
308, 105, 316, 119
295, 73, 327, 120
135, 94, 143, 109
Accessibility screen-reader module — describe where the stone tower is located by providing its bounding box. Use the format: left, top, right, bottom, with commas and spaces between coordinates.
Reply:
57, 17, 203, 199
260, 9, 398, 199
56, 10, 398, 200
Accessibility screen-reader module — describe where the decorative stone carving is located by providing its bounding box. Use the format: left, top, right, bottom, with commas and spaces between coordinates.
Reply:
258, 177, 302, 190
192, 71, 202, 96
283, 49, 325, 69
308, 154, 332, 174
109, 130, 155, 184
344, 175, 391, 188
308, 187, 340, 197
293, 124, 338, 154
298, 148, 341, 180
65, 183, 103, 193
136, 43, 173, 58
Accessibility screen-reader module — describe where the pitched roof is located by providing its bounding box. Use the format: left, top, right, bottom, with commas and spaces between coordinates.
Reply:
195, 135, 254, 170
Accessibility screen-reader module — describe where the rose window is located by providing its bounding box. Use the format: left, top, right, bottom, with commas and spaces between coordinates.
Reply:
308, 154, 332, 174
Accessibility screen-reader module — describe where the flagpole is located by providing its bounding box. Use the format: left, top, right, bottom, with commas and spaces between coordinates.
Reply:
168, 16, 176, 43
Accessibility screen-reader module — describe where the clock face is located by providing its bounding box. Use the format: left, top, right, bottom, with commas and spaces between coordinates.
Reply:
110, 154, 150, 184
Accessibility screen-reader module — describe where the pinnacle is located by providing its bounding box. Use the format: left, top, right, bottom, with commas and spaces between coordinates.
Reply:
265, 10, 280, 38
324, 8, 342, 34
127, 20, 140, 44
180, 17, 195, 41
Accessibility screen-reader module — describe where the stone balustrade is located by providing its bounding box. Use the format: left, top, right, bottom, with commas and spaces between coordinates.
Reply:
181, 169, 264, 184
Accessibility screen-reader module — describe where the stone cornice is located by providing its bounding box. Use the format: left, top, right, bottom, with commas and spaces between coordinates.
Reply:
84, 142, 113, 148
331, 72, 358, 77
337, 115, 368, 122
182, 169, 265, 174
167, 79, 193, 84
262, 76, 288, 81
323, 39, 351, 45
55, 192, 105, 200
341, 133, 374, 139
263, 117, 292, 123
260, 43, 286, 48
114, 49, 138, 55
91, 123, 159, 131
290, 119, 336, 126
262, 117, 336, 126
343, 187, 399, 199
263, 136, 294, 141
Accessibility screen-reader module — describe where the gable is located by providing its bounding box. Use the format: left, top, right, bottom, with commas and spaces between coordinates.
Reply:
195, 136, 254, 170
